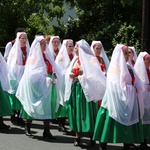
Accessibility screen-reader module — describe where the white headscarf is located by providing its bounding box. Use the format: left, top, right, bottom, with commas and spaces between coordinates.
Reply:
55, 39, 75, 75
0, 52, 10, 91
30, 35, 44, 55
48, 36, 61, 59
91, 41, 109, 71
101, 44, 144, 126
16, 36, 63, 119
7, 32, 30, 94
134, 52, 150, 124
128, 46, 137, 62
65, 39, 106, 102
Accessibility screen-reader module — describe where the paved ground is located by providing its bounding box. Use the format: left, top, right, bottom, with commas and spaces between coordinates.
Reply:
0, 117, 149, 150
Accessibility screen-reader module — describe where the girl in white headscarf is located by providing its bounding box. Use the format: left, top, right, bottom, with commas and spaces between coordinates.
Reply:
91, 41, 109, 73
55, 39, 74, 132
93, 44, 144, 150
134, 52, 150, 149
16, 36, 62, 139
7, 32, 30, 125
65, 39, 106, 146
128, 46, 137, 66
48, 36, 61, 59
0, 52, 13, 130
91, 41, 109, 108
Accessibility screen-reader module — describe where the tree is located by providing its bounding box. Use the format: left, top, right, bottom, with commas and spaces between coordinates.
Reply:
0, 0, 64, 46
62, 0, 142, 55
0, 0, 143, 56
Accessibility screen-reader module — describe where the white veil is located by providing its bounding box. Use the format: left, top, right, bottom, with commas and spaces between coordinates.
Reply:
101, 44, 144, 126
55, 39, 75, 75
134, 52, 150, 124
0, 52, 10, 91
91, 41, 109, 71
16, 36, 63, 119
65, 39, 106, 102
48, 36, 61, 58
7, 32, 30, 94
128, 46, 137, 62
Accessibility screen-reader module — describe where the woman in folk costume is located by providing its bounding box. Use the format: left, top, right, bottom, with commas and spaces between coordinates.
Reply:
65, 39, 106, 146
55, 39, 74, 132
0, 53, 13, 131
91, 41, 109, 75
128, 46, 137, 66
93, 44, 144, 150
7, 32, 30, 125
16, 36, 63, 139
134, 52, 150, 150
91, 41, 109, 108
48, 36, 61, 60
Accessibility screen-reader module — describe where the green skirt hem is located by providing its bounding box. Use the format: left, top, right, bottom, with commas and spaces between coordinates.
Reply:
93, 107, 144, 143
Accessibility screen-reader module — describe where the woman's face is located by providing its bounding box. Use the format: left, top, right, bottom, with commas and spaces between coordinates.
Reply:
123, 48, 129, 62
40, 40, 46, 53
128, 48, 134, 60
93, 44, 102, 56
52, 38, 60, 50
74, 44, 79, 56
66, 42, 74, 55
144, 55, 150, 69
19, 34, 27, 47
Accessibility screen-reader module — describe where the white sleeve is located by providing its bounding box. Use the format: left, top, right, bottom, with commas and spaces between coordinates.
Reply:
4, 42, 12, 61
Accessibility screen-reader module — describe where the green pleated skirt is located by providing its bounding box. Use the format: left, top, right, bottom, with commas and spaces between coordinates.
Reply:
66, 81, 98, 133
9, 94, 22, 110
21, 74, 57, 120
57, 104, 67, 118
93, 107, 144, 143
0, 84, 13, 117
143, 124, 150, 139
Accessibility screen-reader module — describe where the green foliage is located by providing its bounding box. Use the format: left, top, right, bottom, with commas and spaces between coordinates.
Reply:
0, 0, 142, 58
0, 0, 64, 46
63, 0, 142, 58
112, 22, 141, 54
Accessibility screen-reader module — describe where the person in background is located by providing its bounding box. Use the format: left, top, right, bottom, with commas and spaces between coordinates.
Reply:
55, 39, 74, 132
128, 46, 137, 66
91, 41, 109, 75
49, 36, 61, 60
134, 52, 150, 150
4, 28, 25, 62
0, 52, 13, 131
93, 44, 144, 150
91, 41, 109, 108
65, 39, 106, 146
7, 32, 30, 126
45, 35, 51, 45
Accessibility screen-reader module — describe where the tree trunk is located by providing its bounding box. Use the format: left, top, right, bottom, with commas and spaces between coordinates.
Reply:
141, 0, 150, 53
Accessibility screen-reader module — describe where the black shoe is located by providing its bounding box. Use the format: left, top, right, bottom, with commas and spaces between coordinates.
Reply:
0, 123, 10, 130
43, 129, 56, 140
139, 144, 150, 150
90, 136, 96, 146
17, 118, 26, 126
10, 115, 17, 124
99, 143, 107, 150
58, 126, 67, 132
74, 138, 80, 146
123, 144, 131, 150
25, 124, 32, 136
129, 144, 137, 149
90, 140, 96, 146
